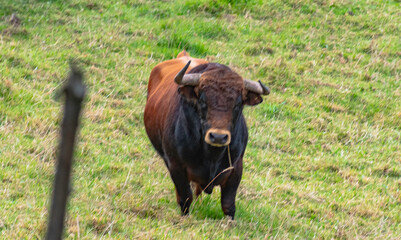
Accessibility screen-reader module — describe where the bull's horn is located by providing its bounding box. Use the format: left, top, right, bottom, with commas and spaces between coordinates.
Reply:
244, 79, 270, 95
174, 61, 191, 84
174, 61, 201, 86
181, 73, 202, 86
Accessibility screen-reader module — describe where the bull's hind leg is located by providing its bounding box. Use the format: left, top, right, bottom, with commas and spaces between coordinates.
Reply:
220, 158, 243, 219
169, 166, 193, 215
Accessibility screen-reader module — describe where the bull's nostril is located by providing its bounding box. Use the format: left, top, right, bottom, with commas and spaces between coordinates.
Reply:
209, 132, 228, 144
209, 132, 216, 142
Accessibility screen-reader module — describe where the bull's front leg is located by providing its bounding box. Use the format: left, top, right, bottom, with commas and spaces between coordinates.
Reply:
169, 165, 193, 215
220, 158, 243, 219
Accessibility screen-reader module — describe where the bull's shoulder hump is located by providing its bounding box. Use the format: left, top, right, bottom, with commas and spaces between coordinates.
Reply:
151, 58, 208, 82
178, 56, 208, 68
148, 59, 181, 86
147, 59, 185, 96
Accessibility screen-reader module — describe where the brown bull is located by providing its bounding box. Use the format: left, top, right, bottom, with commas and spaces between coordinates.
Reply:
144, 51, 269, 219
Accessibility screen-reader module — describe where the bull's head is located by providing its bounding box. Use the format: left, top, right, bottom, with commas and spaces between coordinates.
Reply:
175, 61, 270, 147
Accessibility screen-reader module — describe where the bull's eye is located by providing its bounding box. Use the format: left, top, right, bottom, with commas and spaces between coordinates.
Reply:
234, 96, 242, 110
235, 96, 242, 107
232, 96, 242, 122
198, 92, 207, 109
197, 92, 207, 118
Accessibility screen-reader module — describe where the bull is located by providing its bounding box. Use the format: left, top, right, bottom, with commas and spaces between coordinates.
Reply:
144, 51, 269, 219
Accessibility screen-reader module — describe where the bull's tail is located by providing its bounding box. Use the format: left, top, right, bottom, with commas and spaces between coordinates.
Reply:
177, 50, 189, 58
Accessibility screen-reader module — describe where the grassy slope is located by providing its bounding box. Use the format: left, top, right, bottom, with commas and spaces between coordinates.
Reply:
1, 0, 400, 238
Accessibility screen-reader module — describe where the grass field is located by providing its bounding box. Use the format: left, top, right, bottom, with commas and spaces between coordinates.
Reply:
1, 0, 401, 239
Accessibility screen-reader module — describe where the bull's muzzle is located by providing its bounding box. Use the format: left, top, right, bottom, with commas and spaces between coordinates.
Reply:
205, 128, 231, 147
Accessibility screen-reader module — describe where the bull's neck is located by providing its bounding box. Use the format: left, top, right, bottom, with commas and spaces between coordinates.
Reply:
203, 144, 227, 161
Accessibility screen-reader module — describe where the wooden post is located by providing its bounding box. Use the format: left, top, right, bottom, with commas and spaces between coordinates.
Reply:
46, 65, 86, 240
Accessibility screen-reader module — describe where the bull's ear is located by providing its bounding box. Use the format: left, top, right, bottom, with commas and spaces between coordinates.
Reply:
244, 92, 263, 106
178, 86, 198, 101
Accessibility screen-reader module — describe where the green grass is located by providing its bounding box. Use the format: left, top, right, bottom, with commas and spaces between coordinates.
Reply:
1, 0, 401, 238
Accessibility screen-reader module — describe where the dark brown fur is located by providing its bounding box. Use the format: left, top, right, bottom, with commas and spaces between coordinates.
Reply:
144, 51, 264, 218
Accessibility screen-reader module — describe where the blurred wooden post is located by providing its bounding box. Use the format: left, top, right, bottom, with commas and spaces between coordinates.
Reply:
46, 65, 86, 240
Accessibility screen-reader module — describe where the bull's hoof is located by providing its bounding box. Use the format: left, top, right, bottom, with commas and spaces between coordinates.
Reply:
180, 202, 190, 216
181, 208, 190, 216
222, 202, 235, 219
